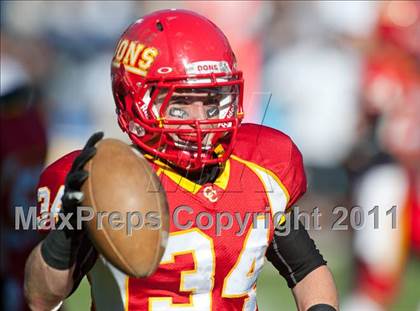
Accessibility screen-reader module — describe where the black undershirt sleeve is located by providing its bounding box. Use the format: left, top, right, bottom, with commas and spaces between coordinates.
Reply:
265, 211, 327, 288
68, 234, 98, 296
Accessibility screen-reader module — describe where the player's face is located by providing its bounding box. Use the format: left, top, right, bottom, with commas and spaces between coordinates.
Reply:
164, 93, 220, 123
155, 87, 239, 149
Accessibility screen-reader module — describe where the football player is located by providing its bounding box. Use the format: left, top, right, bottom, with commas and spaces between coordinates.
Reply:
343, 2, 420, 310
24, 10, 338, 311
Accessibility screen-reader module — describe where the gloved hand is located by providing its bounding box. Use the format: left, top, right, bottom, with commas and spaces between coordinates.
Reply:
60, 131, 104, 233
41, 132, 103, 270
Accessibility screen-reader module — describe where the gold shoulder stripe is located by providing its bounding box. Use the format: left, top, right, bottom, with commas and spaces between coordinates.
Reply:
230, 154, 290, 201
214, 159, 230, 190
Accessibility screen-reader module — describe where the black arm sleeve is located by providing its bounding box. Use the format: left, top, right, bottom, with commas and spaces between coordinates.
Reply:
68, 233, 98, 296
265, 211, 327, 288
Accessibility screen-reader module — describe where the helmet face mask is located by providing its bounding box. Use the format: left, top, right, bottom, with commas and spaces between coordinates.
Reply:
111, 10, 244, 170
155, 84, 240, 146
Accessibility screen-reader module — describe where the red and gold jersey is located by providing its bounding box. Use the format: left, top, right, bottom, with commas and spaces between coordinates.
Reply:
36, 123, 306, 311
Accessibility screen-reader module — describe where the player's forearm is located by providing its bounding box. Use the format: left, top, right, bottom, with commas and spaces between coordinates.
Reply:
24, 242, 75, 310
292, 265, 339, 311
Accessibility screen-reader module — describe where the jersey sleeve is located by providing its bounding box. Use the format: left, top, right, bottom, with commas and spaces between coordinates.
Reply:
233, 123, 307, 210
280, 138, 307, 208
36, 150, 80, 232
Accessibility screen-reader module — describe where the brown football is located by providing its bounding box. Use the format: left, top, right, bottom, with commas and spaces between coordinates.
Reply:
81, 138, 169, 278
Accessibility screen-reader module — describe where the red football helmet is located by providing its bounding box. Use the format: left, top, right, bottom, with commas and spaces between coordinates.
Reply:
111, 9, 244, 170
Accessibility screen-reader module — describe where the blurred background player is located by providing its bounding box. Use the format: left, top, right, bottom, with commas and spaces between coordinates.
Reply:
0, 55, 48, 310
343, 1, 420, 310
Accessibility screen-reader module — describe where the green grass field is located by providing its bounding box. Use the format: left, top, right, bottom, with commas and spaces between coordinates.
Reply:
65, 257, 420, 310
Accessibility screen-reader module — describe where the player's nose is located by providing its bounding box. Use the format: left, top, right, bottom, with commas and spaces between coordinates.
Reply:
189, 101, 207, 120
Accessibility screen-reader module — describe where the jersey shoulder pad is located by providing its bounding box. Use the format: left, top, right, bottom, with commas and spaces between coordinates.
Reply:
36, 150, 80, 231
232, 123, 306, 208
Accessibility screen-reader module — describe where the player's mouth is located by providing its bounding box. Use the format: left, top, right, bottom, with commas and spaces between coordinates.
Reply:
178, 133, 199, 142
172, 134, 212, 151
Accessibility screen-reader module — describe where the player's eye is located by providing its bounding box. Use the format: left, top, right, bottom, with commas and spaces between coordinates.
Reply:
206, 106, 219, 118
170, 96, 191, 105
205, 95, 220, 105
168, 107, 188, 119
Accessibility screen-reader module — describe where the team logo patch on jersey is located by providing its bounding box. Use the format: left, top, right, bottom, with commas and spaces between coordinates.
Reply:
202, 185, 219, 202
185, 61, 231, 75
